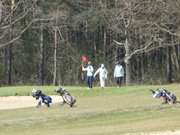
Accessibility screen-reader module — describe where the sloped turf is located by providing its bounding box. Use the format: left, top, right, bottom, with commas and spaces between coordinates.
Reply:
0, 84, 180, 135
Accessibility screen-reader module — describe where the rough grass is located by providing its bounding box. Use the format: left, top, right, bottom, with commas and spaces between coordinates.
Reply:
0, 84, 180, 135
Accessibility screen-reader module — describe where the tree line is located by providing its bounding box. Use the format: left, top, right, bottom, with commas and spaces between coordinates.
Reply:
0, 0, 180, 86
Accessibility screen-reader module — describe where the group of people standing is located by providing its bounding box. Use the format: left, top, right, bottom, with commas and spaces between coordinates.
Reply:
82, 61, 124, 89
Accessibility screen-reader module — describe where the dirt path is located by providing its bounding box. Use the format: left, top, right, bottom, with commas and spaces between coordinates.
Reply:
0, 96, 62, 110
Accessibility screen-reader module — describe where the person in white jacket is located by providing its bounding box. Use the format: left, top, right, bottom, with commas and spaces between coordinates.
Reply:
82, 61, 94, 89
94, 64, 108, 89
114, 62, 124, 87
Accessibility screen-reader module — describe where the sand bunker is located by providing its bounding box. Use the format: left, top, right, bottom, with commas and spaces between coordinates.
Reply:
0, 96, 62, 110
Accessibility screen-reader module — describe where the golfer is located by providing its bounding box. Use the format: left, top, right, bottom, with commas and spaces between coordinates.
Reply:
94, 64, 108, 89
114, 62, 124, 87
82, 61, 94, 89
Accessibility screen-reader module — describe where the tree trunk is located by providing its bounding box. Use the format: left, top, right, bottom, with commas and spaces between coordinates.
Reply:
6, 0, 15, 85
172, 46, 179, 72
103, 29, 106, 61
39, 26, 44, 85
166, 47, 172, 83
0, 1, 2, 22
124, 38, 131, 85
139, 27, 144, 83
93, 32, 97, 62
53, 27, 57, 85
4, 46, 12, 85
125, 59, 131, 85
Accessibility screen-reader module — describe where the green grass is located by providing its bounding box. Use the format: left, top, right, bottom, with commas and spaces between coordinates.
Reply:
0, 84, 175, 96
0, 84, 180, 135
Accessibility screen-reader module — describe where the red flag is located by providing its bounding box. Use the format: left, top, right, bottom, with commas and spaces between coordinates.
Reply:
80, 55, 89, 63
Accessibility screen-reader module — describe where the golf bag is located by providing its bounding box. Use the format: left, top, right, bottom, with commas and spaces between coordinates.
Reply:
150, 88, 177, 104
32, 89, 52, 107
55, 87, 76, 107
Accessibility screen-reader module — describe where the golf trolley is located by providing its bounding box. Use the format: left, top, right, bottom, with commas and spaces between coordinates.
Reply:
32, 89, 52, 107
150, 88, 177, 104
55, 87, 76, 107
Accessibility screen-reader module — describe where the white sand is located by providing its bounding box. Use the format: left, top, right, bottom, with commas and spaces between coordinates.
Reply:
0, 96, 62, 110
